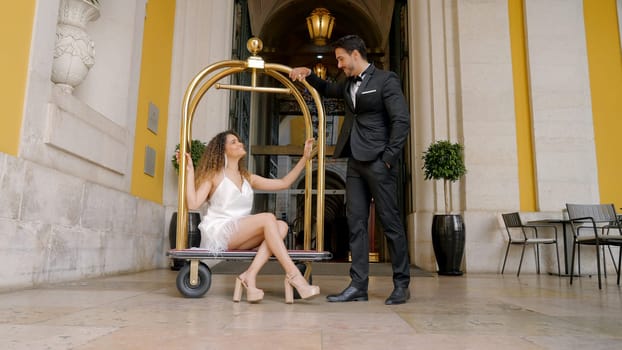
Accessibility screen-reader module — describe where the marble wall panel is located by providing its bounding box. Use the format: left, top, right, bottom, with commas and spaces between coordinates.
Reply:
81, 183, 137, 233
45, 100, 127, 175
463, 121, 519, 161
413, 211, 436, 271
20, 162, 84, 227
135, 200, 167, 268
465, 164, 520, 211
456, 0, 517, 65
524, 0, 598, 210
74, 0, 145, 128
460, 64, 516, 122
455, 0, 520, 272
1, 152, 170, 289
457, 1, 518, 213
136, 199, 165, 238
42, 225, 106, 282
0, 154, 25, 220
464, 210, 508, 273
101, 231, 139, 273
0, 219, 51, 290
73, 227, 106, 277
529, 66, 591, 110
0, 167, 169, 290
132, 235, 167, 270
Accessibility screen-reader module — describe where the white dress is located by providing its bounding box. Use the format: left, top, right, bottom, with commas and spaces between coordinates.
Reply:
198, 172, 253, 252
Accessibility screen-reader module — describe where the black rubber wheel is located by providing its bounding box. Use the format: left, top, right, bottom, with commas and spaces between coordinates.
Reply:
176, 262, 212, 298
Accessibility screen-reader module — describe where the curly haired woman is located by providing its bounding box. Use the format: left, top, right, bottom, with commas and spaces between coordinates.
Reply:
178, 130, 319, 304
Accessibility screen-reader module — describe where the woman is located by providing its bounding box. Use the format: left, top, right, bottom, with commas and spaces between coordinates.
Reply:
180, 130, 319, 304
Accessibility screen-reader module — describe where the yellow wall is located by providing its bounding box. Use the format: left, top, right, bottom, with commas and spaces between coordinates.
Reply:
584, 0, 622, 207
508, 0, 537, 211
0, 0, 36, 155
130, 0, 176, 203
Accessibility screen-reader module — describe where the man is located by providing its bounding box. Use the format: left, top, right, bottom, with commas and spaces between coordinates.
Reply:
290, 35, 411, 305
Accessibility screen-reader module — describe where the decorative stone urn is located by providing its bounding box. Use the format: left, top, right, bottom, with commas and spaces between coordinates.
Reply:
51, 0, 100, 94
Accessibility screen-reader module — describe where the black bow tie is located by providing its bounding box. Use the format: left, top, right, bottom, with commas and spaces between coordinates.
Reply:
352, 76, 363, 82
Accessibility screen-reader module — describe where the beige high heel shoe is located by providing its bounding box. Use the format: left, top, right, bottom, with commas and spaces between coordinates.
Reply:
233, 276, 264, 303
284, 272, 320, 304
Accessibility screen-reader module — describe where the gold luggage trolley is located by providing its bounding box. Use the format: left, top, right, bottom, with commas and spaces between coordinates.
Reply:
167, 38, 332, 298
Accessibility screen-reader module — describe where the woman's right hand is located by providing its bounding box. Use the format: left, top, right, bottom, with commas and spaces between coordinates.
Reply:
302, 138, 314, 160
184, 153, 194, 172
175, 151, 194, 173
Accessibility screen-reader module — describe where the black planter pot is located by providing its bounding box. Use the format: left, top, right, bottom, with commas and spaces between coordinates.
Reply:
431, 214, 465, 276
169, 212, 201, 270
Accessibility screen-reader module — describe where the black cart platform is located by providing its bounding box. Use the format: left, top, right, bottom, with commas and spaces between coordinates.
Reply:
167, 249, 332, 298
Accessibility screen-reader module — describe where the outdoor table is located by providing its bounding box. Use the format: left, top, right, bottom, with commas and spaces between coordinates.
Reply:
527, 218, 572, 275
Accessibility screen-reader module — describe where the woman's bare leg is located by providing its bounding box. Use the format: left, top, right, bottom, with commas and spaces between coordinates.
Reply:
235, 220, 288, 288
228, 214, 295, 285
229, 213, 319, 302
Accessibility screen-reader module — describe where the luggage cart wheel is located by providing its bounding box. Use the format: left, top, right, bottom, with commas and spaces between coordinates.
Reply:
176, 261, 211, 298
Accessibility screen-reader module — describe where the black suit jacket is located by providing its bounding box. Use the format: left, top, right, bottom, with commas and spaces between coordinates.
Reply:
307, 65, 410, 167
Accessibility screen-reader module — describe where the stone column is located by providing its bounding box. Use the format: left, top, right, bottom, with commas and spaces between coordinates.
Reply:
524, 0, 598, 210
408, 0, 464, 272
456, 0, 519, 272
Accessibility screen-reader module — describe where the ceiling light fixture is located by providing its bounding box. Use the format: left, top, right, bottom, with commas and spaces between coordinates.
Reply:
313, 63, 327, 80
306, 8, 335, 46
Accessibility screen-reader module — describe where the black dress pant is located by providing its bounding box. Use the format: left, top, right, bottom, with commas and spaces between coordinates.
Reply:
345, 158, 410, 290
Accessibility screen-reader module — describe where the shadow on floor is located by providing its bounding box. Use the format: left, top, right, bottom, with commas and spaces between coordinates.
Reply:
210, 261, 434, 277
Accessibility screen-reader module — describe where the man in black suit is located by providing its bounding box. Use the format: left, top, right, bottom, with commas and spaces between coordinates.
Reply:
290, 35, 411, 305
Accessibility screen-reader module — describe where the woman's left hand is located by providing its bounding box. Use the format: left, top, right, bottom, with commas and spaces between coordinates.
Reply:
303, 138, 314, 160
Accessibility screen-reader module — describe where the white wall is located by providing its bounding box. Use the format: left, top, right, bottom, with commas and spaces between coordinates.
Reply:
408, 0, 606, 275
0, 0, 166, 291
456, 0, 519, 273
20, 0, 146, 191
524, 0, 598, 210
163, 0, 235, 220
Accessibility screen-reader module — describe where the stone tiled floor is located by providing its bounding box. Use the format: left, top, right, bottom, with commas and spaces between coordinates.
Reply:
1, 266, 621, 349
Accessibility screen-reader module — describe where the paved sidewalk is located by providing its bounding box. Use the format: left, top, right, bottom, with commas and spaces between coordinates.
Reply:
1, 268, 621, 349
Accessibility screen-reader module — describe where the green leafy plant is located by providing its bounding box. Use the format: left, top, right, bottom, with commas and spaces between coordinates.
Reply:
171, 140, 206, 173
422, 140, 467, 214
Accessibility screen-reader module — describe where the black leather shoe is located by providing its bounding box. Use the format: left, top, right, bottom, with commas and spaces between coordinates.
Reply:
326, 286, 368, 302
385, 287, 410, 305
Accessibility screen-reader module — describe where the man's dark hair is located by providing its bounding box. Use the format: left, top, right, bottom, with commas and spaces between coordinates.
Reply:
331, 35, 367, 60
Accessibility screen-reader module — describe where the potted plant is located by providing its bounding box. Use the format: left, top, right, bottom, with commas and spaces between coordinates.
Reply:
169, 139, 206, 270
171, 139, 206, 173
422, 140, 467, 275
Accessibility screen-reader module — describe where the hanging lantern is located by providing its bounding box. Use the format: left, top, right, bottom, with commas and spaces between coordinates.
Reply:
313, 63, 327, 80
306, 8, 335, 46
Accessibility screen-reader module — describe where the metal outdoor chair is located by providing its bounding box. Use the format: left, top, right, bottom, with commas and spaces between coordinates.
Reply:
501, 212, 561, 276
565, 203, 622, 289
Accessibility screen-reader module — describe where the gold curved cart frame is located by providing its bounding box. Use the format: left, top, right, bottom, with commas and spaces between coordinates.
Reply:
175, 38, 325, 253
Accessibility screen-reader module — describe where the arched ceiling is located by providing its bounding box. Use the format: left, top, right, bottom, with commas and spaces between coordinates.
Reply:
248, 0, 395, 72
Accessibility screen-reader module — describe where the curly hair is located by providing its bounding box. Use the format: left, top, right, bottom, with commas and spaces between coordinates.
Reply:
194, 130, 250, 189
